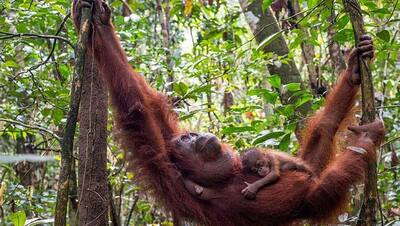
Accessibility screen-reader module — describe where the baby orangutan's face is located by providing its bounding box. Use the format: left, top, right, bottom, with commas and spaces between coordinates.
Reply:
243, 150, 271, 177
250, 157, 271, 177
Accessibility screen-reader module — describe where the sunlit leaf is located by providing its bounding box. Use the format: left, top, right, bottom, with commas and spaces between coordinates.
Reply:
184, 0, 193, 16
336, 15, 349, 30
8, 211, 26, 226
371, 8, 391, 15
252, 131, 285, 145
52, 108, 64, 124
4, 60, 19, 68
173, 82, 189, 96
262, 0, 274, 12
256, 30, 284, 51
278, 133, 291, 151
221, 126, 255, 135
285, 83, 301, 92
267, 75, 281, 88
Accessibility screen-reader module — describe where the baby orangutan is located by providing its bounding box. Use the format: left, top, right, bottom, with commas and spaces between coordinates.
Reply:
182, 148, 313, 201
241, 148, 313, 199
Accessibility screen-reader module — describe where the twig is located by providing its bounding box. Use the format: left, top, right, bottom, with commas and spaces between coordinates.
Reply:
35, 148, 61, 152
380, 136, 400, 147
377, 105, 400, 110
125, 195, 139, 226
379, 0, 399, 26
29, 71, 65, 110
3, 13, 71, 81
0, 117, 61, 141
0, 31, 74, 48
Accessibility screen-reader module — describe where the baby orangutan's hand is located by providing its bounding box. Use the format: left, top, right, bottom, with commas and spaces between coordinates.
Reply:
241, 182, 258, 200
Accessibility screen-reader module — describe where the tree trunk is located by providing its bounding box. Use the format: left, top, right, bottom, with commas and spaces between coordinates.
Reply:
239, 0, 310, 117
327, 3, 346, 75
77, 56, 109, 225
68, 158, 78, 226
156, 0, 174, 93
54, 6, 91, 226
289, 0, 325, 96
223, 89, 234, 115
343, 0, 377, 225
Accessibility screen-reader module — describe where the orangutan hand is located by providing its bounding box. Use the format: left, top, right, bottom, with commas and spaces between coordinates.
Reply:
72, 0, 111, 31
346, 35, 374, 85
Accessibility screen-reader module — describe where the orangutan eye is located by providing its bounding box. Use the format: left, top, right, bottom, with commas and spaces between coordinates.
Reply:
251, 167, 258, 173
181, 135, 191, 142
189, 133, 199, 137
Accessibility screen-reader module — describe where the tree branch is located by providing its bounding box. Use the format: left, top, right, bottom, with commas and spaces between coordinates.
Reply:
343, 0, 378, 225
54, 6, 92, 226
0, 117, 61, 141
0, 31, 74, 48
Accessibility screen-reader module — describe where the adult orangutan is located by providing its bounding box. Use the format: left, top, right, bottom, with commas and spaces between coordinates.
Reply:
72, 1, 385, 225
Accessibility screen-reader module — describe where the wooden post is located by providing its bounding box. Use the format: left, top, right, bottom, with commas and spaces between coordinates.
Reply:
342, 0, 377, 225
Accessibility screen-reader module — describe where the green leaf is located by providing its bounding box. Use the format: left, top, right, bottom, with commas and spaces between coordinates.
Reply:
262, 0, 274, 12
371, 8, 391, 15
173, 82, 189, 96
267, 75, 281, 88
252, 131, 285, 145
376, 30, 390, 42
285, 83, 301, 92
247, 88, 268, 96
289, 35, 303, 49
256, 30, 284, 51
179, 110, 201, 121
16, 23, 28, 33
263, 91, 278, 104
221, 126, 255, 135
52, 108, 64, 124
278, 133, 291, 150
4, 60, 19, 68
364, 2, 377, 9
295, 93, 313, 108
8, 211, 26, 226
191, 84, 212, 94
334, 29, 353, 43
41, 108, 51, 117
59, 64, 69, 78
276, 105, 295, 117
336, 15, 349, 30
248, 89, 278, 104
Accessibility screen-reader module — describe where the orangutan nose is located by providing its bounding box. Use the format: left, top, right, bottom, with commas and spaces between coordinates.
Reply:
194, 133, 222, 155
